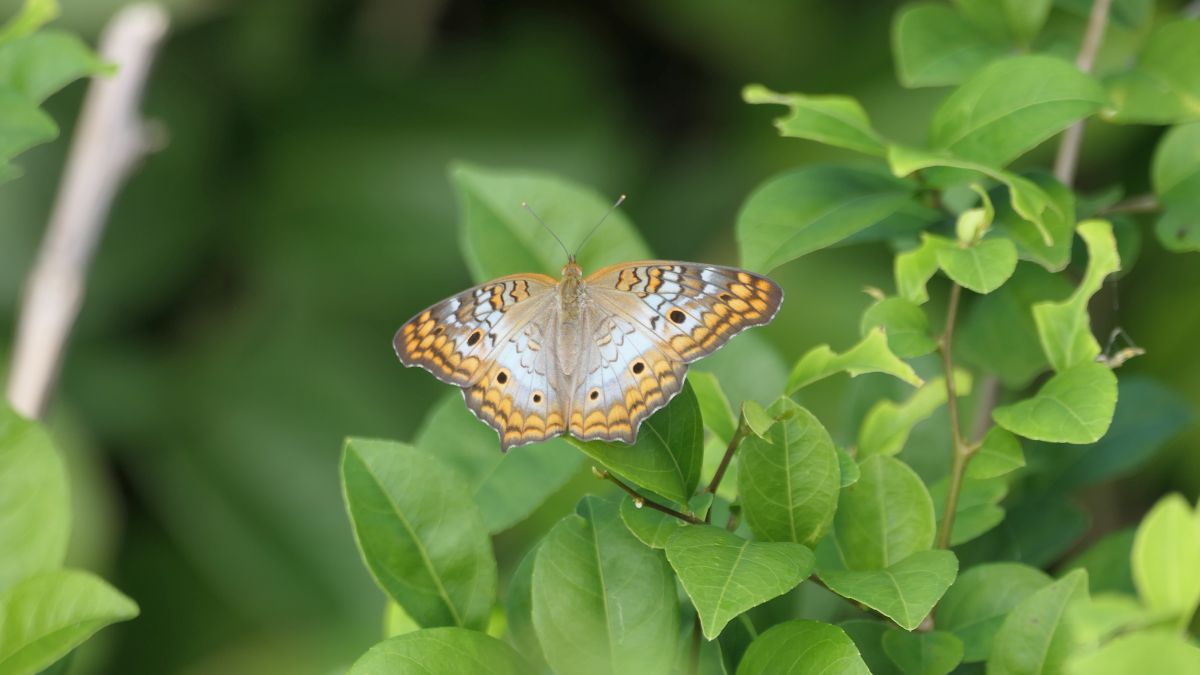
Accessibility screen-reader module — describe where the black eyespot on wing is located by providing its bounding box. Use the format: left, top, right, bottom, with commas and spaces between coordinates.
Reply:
497, 371, 508, 384
719, 293, 733, 302
467, 331, 482, 346
533, 393, 542, 403
589, 389, 599, 400
632, 361, 645, 374
669, 309, 686, 323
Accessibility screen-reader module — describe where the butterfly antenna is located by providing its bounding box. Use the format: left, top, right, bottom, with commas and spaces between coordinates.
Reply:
575, 194, 626, 258
522, 201, 571, 259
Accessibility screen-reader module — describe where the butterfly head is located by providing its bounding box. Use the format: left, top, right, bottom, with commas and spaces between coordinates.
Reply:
561, 255, 583, 280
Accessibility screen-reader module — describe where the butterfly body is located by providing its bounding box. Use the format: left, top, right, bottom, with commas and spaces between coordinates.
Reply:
396, 259, 782, 451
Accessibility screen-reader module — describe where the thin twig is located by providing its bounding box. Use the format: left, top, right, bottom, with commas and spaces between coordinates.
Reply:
1052, 0, 1112, 187
6, 4, 169, 419
705, 421, 749, 497
1100, 193, 1161, 215
592, 467, 703, 525
936, 283, 971, 550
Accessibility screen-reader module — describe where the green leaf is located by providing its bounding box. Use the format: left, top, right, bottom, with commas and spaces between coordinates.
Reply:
992, 361, 1117, 444
415, 393, 581, 534
666, 525, 813, 640
1154, 208, 1200, 253
1064, 631, 1200, 675
1032, 220, 1120, 371
1151, 122, 1200, 252
832, 455, 936, 570
618, 494, 704, 550
996, 0, 1053, 44
840, 620, 902, 675
1059, 529, 1135, 596
881, 629, 964, 675
0, 569, 138, 675
992, 171, 1075, 271
1103, 21, 1200, 125
936, 238, 1018, 294
738, 400, 840, 546
1063, 593, 1161, 646
383, 601, 419, 638
690, 371, 737, 444
569, 382, 703, 504
736, 165, 918, 273
737, 621, 870, 675
895, 235, 950, 305
504, 543, 545, 669
741, 399, 775, 439
0, 31, 108, 104
819, 550, 959, 631
957, 264, 1072, 388
742, 84, 886, 156
987, 569, 1088, 675
929, 55, 1104, 167
955, 184, 995, 244
533, 496, 678, 675
937, 562, 1051, 662
891, 4, 1008, 88
451, 163, 651, 283
930, 477, 1007, 546
347, 628, 531, 675
341, 439, 496, 630
0, 403, 68, 591
0, 85, 55, 162
837, 446, 861, 487
857, 372, 972, 458
1131, 493, 1200, 626
787, 327, 923, 394
0, 0, 58, 44
965, 427, 1024, 479
860, 297, 937, 357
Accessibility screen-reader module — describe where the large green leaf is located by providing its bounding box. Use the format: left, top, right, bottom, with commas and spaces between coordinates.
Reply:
689, 371, 736, 444
415, 393, 581, 534
859, 297, 937, 358
857, 372, 972, 458
965, 427, 1025, 479
991, 361, 1117, 444
1151, 122, 1200, 252
504, 543, 545, 669
787, 328, 923, 394
451, 163, 652, 282
347, 628, 531, 675
533, 497, 678, 675
991, 171, 1074, 271
1064, 631, 1200, 675
569, 381, 703, 505
665, 525, 813, 640
736, 165, 918, 273
929, 55, 1104, 167
738, 400, 840, 546
936, 562, 1051, 662
894, 234, 950, 305
819, 550, 959, 631
935, 237, 1018, 294
0, 569, 138, 675
1103, 21, 1200, 125
0, 85, 54, 162
987, 569, 1088, 675
737, 621, 870, 675
840, 620, 902, 675
341, 439, 497, 630
881, 629, 964, 675
1131, 493, 1200, 627
1059, 529, 1136, 596
0, 403, 68, 591
832, 455, 936, 570
743, 84, 886, 156
0, 31, 108, 104
1032, 220, 1120, 371
892, 4, 1008, 88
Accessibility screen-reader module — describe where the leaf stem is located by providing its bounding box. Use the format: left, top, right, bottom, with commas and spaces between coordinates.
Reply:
1052, 0, 1112, 186
936, 283, 973, 549
1100, 193, 1161, 215
705, 421, 750, 497
592, 467, 703, 525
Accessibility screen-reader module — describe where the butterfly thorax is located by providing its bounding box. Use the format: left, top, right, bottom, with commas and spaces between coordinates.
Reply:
558, 259, 585, 322
556, 259, 587, 379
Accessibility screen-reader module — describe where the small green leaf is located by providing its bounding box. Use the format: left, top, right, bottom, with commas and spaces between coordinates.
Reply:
1131, 493, 1200, 626
930, 477, 1006, 546
534, 497, 678, 675
0, 31, 109, 104
930, 55, 1105, 167
0, 0, 58, 44
1155, 205, 1200, 253
743, 84, 886, 156
832, 455, 936, 570
570, 381, 703, 505
1064, 631, 1200, 675
891, 4, 1008, 88
860, 297, 937, 357
741, 399, 775, 439
992, 171, 1075, 271
881, 629, 964, 675
737, 165, 918, 273
955, 184, 994, 244
0, 403, 68, 591
819, 550, 959, 631
619, 495, 686, 550
987, 569, 1089, 675
992, 361, 1118, 444
0, 85, 55, 162
383, 601, 419, 638
737, 621, 870, 675
415, 393, 581, 534
666, 525, 813, 640
1151, 122, 1200, 253
1032, 220, 1120, 371
937, 562, 1051, 662
1059, 529, 1136, 596
739, 400, 840, 546
936, 238, 1018, 294
966, 427, 1024, 479
894, 235, 950, 305
347, 628, 531, 675
0, 569, 138, 675
787, 327, 923, 394
1103, 21, 1200, 125
690, 371, 737, 444
451, 163, 651, 283
341, 439, 497, 630
504, 543, 545, 669
857, 372, 972, 458
837, 446, 860, 487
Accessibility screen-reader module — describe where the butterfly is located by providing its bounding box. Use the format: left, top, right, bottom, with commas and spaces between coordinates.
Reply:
394, 202, 783, 451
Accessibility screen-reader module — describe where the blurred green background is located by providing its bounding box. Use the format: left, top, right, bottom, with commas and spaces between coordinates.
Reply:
1, 0, 1197, 672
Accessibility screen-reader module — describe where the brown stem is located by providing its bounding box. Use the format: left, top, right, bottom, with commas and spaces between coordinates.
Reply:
1100, 193, 1161, 215
936, 283, 972, 549
1052, 0, 1113, 187
705, 422, 749, 496
593, 467, 703, 525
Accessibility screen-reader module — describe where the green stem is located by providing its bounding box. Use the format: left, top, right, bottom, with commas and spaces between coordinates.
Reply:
936, 283, 973, 550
